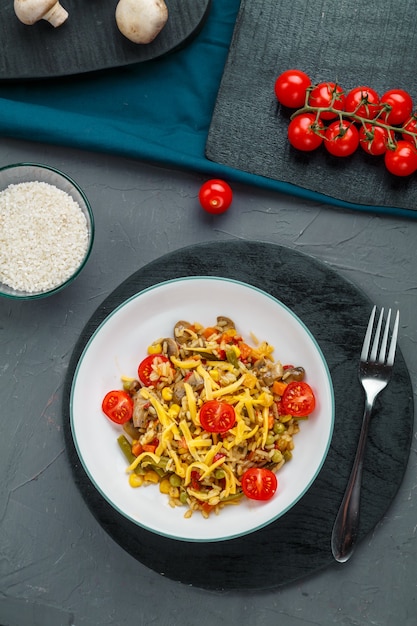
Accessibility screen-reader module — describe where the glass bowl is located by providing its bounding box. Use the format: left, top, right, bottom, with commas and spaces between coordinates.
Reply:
0, 163, 94, 300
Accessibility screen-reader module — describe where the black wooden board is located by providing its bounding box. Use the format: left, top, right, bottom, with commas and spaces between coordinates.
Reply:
63, 240, 413, 590
0, 0, 211, 80
206, 0, 417, 212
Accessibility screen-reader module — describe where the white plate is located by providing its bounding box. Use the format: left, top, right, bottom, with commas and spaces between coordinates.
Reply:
70, 277, 334, 542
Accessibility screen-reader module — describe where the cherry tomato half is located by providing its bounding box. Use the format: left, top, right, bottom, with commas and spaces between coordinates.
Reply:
199, 179, 233, 214
308, 82, 345, 120
281, 381, 316, 417
241, 468, 278, 501
199, 400, 236, 433
138, 354, 170, 386
102, 390, 133, 424
359, 124, 394, 156
274, 69, 312, 109
384, 140, 417, 177
287, 113, 325, 152
380, 89, 413, 126
324, 120, 359, 157
344, 86, 380, 120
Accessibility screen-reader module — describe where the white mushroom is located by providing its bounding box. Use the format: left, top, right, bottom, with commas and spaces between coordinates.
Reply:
115, 0, 168, 44
14, 0, 68, 26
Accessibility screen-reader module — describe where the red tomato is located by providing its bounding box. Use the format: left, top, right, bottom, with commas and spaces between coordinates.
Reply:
402, 116, 417, 147
102, 390, 133, 424
359, 124, 394, 156
241, 468, 278, 501
287, 113, 325, 152
384, 140, 417, 176
380, 89, 413, 125
199, 400, 236, 433
281, 381, 316, 417
308, 82, 345, 120
199, 179, 233, 214
344, 86, 380, 120
324, 120, 359, 157
138, 354, 170, 386
274, 69, 312, 108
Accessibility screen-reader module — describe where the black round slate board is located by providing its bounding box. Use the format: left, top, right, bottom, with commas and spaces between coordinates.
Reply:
0, 0, 211, 80
63, 241, 414, 590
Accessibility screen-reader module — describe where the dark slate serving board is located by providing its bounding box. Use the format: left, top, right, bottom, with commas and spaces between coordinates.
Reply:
63, 241, 413, 591
206, 0, 417, 212
0, 0, 211, 80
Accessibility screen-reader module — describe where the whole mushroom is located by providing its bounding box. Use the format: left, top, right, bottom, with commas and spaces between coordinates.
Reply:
14, 0, 68, 26
115, 0, 168, 44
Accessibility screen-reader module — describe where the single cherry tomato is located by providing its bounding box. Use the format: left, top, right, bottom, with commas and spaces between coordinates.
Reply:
199, 179, 233, 214
274, 69, 312, 108
344, 86, 380, 120
241, 468, 278, 501
102, 390, 133, 424
359, 123, 394, 156
138, 354, 170, 386
308, 82, 345, 120
324, 120, 359, 157
199, 400, 236, 433
380, 89, 413, 125
384, 140, 417, 176
402, 116, 417, 147
281, 381, 316, 417
287, 113, 325, 152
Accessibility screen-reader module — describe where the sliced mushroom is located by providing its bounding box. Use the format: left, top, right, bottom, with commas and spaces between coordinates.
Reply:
172, 372, 204, 403
217, 316, 235, 330
132, 395, 150, 428
253, 357, 284, 386
173, 320, 193, 344
162, 337, 179, 358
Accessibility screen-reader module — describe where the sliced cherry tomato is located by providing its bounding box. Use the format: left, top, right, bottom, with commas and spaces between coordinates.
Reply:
344, 86, 380, 120
138, 354, 170, 386
380, 89, 413, 125
199, 400, 236, 433
359, 123, 394, 156
274, 69, 312, 109
199, 179, 233, 214
102, 390, 133, 424
324, 120, 359, 157
287, 113, 325, 152
308, 82, 345, 120
241, 468, 278, 501
281, 381, 316, 417
384, 140, 417, 177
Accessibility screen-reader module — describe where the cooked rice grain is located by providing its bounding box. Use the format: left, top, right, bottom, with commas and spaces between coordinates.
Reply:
0, 181, 89, 293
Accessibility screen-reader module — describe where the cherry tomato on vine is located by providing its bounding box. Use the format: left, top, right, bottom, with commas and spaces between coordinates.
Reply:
308, 82, 345, 120
287, 113, 325, 152
359, 123, 394, 156
241, 468, 278, 501
380, 89, 413, 125
384, 140, 417, 176
324, 120, 359, 157
102, 390, 133, 424
281, 381, 316, 417
274, 69, 312, 108
199, 400, 236, 433
199, 179, 233, 214
402, 117, 417, 147
138, 354, 171, 386
344, 86, 380, 120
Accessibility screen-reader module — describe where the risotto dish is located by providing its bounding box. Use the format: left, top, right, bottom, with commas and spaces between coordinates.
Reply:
101, 316, 317, 518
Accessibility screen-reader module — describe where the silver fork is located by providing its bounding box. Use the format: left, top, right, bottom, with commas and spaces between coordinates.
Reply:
331, 305, 400, 563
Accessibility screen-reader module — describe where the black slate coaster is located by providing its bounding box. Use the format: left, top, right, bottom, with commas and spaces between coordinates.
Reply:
206, 0, 417, 212
63, 241, 413, 590
0, 0, 211, 80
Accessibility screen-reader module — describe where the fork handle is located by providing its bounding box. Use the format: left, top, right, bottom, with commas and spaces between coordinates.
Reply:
331, 401, 373, 562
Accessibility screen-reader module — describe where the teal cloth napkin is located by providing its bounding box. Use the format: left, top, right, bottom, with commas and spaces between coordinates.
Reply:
0, 1, 413, 217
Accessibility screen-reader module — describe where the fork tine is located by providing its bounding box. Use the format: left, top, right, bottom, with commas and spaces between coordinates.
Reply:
378, 308, 391, 364
387, 310, 400, 366
361, 305, 376, 360
370, 307, 384, 361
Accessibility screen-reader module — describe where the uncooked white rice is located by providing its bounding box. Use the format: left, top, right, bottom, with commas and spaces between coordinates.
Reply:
0, 181, 89, 293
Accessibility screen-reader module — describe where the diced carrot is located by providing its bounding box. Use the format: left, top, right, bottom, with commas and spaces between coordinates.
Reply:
272, 380, 288, 396
131, 441, 143, 457
202, 326, 217, 339
238, 342, 253, 360
268, 413, 275, 429
142, 443, 157, 453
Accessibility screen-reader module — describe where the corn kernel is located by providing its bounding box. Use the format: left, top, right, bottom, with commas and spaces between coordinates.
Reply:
210, 369, 220, 382
144, 470, 160, 483
161, 387, 173, 401
168, 404, 181, 418
129, 473, 144, 488
148, 343, 162, 354
232, 345, 241, 358
159, 477, 171, 494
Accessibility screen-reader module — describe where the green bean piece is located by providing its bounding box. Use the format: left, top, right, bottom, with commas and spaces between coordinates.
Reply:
169, 473, 182, 487
215, 469, 226, 479
117, 434, 135, 464
226, 348, 239, 368
123, 421, 141, 440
